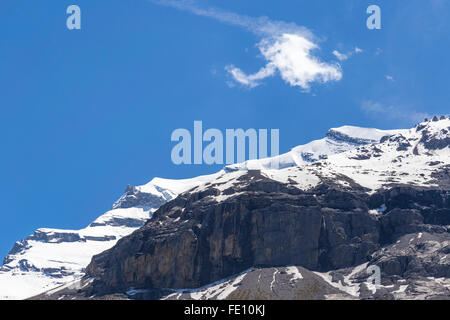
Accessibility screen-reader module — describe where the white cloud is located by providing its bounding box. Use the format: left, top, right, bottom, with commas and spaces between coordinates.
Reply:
256, 34, 342, 89
332, 47, 363, 61
225, 64, 275, 88
227, 35, 342, 90
332, 50, 349, 61
361, 100, 431, 124
154, 0, 343, 91
386, 75, 395, 82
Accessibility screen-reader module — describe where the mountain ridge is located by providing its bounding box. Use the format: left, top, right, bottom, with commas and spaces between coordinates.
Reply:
1, 119, 448, 300
42, 117, 450, 300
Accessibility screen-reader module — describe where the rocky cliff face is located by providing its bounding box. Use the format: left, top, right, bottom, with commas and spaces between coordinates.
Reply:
85, 173, 372, 292
8, 118, 450, 300
84, 176, 450, 297
73, 118, 450, 300
2, 124, 400, 300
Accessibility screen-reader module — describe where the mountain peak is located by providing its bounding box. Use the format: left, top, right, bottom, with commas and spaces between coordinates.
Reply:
327, 125, 407, 145
1, 119, 448, 300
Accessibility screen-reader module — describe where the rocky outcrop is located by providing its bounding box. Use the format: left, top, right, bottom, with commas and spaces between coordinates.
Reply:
161, 266, 353, 300
31, 266, 354, 300
326, 128, 379, 145
112, 185, 170, 211
83, 169, 450, 297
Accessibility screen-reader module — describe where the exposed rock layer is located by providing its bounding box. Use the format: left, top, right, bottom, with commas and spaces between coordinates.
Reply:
85, 170, 450, 296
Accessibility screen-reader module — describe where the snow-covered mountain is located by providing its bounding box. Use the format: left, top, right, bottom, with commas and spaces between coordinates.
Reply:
1, 120, 447, 300
170, 118, 449, 210
261, 117, 450, 191
0, 178, 195, 300
41, 117, 448, 301
225, 126, 407, 171
0, 207, 150, 300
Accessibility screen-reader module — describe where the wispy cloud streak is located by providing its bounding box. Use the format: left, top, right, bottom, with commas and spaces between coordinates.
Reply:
332, 47, 363, 61
153, 0, 343, 91
153, 0, 314, 38
361, 100, 431, 125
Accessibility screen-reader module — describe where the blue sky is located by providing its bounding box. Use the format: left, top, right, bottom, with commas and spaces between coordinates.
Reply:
0, 0, 449, 261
